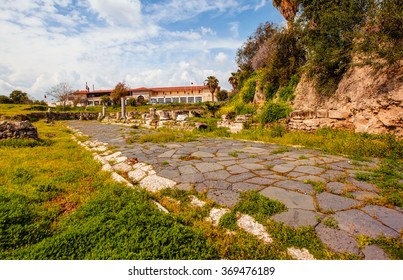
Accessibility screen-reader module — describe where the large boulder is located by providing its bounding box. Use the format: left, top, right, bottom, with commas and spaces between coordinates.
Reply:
0, 120, 39, 140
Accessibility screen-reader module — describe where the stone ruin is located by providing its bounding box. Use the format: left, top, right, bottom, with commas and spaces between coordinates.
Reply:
0, 120, 39, 140
217, 113, 252, 133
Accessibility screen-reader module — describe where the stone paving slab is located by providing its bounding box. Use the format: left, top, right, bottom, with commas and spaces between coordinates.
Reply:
315, 224, 361, 255
362, 205, 403, 232
272, 209, 321, 228
334, 209, 400, 238
316, 192, 360, 212
260, 187, 315, 211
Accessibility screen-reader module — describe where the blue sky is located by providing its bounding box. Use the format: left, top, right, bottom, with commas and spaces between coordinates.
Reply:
0, 0, 283, 100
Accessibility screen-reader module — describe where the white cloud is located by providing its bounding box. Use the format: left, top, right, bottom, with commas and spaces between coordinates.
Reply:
215, 52, 228, 64
255, 0, 268, 11
0, 0, 275, 98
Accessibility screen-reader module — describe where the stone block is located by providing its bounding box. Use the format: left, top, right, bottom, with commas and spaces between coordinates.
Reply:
329, 109, 351, 120
316, 109, 328, 118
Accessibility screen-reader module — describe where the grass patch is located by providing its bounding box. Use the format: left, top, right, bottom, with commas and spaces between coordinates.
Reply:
271, 147, 290, 155
322, 216, 339, 229
233, 191, 287, 222
305, 180, 326, 193
179, 155, 201, 161
218, 212, 238, 231
0, 138, 53, 148
138, 130, 197, 143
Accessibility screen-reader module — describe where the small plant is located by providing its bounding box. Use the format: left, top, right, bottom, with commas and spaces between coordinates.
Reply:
305, 180, 326, 193
218, 212, 238, 231
162, 161, 169, 165
179, 155, 201, 161
322, 216, 338, 229
299, 155, 308, 160
271, 147, 290, 154
228, 151, 239, 158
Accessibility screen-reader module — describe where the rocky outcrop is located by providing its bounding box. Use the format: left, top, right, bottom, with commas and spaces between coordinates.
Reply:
0, 120, 39, 140
273, 0, 300, 27
291, 62, 403, 137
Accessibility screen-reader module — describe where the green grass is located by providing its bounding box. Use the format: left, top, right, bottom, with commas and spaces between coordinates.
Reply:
137, 129, 197, 143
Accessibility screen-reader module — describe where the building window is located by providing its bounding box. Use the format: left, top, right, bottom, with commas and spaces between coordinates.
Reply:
173, 97, 179, 103
195, 97, 202, 103
165, 98, 172, 103
150, 98, 157, 104
180, 97, 187, 103
188, 97, 194, 103
157, 98, 164, 104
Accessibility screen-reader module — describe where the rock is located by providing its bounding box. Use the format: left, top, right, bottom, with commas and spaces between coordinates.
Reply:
362, 245, 390, 260
176, 114, 189, 122
334, 209, 400, 238
273, 209, 321, 228
260, 187, 315, 211
139, 175, 176, 192
287, 247, 316, 260
362, 205, 403, 232
237, 214, 273, 244
0, 120, 39, 140
316, 192, 360, 212
207, 189, 240, 208
315, 224, 361, 255
207, 207, 230, 226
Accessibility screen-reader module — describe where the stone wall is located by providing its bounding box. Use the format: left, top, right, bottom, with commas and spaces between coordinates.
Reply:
291, 61, 403, 137
3, 112, 99, 122
0, 120, 39, 140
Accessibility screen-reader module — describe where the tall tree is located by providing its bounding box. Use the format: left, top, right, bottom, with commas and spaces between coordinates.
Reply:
228, 72, 239, 93
272, 0, 300, 28
111, 82, 129, 105
10, 90, 30, 104
46, 82, 73, 109
205, 76, 219, 102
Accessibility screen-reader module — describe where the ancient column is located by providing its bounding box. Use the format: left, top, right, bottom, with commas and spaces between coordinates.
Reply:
121, 97, 126, 120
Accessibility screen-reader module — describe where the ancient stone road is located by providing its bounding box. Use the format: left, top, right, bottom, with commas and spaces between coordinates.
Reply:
68, 121, 402, 259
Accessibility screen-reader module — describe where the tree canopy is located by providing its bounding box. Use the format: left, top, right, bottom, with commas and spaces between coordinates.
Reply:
111, 82, 129, 105
205, 76, 219, 102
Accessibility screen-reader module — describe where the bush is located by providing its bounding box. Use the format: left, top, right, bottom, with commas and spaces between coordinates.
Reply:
260, 102, 292, 124
240, 77, 256, 103
278, 75, 299, 101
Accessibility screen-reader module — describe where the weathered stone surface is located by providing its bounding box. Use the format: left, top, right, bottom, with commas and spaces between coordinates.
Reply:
179, 165, 199, 175
274, 180, 314, 195
295, 175, 326, 183
316, 224, 361, 255
190, 195, 207, 208
273, 209, 321, 228
352, 191, 379, 201
140, 175, 176, 192
128, 169, 147, 182
207, 207, 230, 226
204, 170, 231, 180
316, 192, 360, 212
191, 151, 215, 158
271, 164, 295, 173
287, 247, 316, 260
294, 166, 325, 175
226, 173, 255, 183
158, 169, 180, 180
232, 182, 265, 192
237, 214, 273, 244
207, 189, 240, 208
158, 150, 176, 158
362, 245, 390, 260
346, 178, 380, 193
327, 182, 347, 194
204, 180, 231, 190
260, 187, 315, 211
227, 165, 249, 174
334, 209, 400, 238
239, 163, 266, 170
362, 205, 403, 232
112, 162, 132, 173
0, 120, 39, 140
245, 177, 277, 185
195, 162, 223, 173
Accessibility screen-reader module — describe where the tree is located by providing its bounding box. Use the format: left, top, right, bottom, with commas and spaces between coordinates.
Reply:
10, 90, 30, 104
47, 82, 73, 109
228, 72, 239, 93
205, 76, 219, 102
272, 0, 301, 28
217, 89, 229, 101
101, 95, 111, 106
111, 82, 129, 105
0, 95, 13, 104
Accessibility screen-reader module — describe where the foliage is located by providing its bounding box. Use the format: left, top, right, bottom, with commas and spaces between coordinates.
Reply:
259, 102, 292, 124
240, 76, 256, 103
111, 82, 129, 105
216, 89, 229, 101
10, 90, 31, 104
233, 191, 287, 222
205, 76, 219, 102
218, 212, 238, 231
0, 95, 14, 104
278, 74, 300, 101
0, 138, 53, 148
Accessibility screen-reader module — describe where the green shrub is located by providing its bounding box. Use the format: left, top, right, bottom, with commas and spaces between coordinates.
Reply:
278, 75, 299, 101
259, 102, 292, 124
218, 212, 238, 231
0, 138, 53, 148
240, 77, 256, 103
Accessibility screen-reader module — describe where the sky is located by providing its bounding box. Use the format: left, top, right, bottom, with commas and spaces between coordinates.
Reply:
0, 0, 284, 100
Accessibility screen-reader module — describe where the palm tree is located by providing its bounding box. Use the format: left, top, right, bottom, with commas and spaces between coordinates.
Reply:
228, 72, 239, 93
205, 76, 219, 102
272, 0, 300, 28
